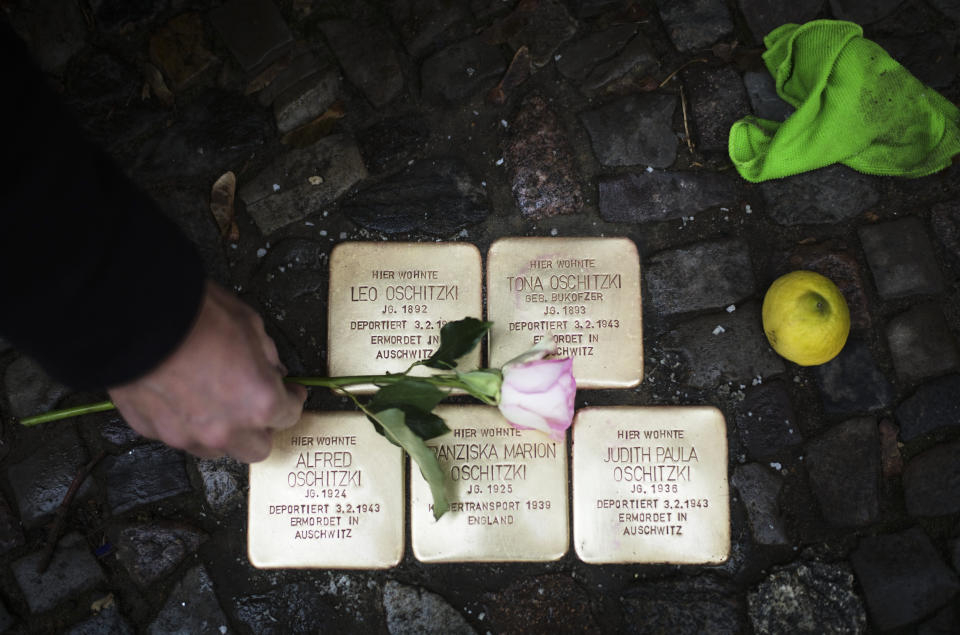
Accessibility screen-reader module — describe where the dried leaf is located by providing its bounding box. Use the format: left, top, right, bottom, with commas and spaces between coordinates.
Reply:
879, 419, 903, 477
680, 85, 694, 154
210, 171, 239, 241
658, 58, 709, 88
487, 45, 531, 105
245, 55, 292, 95
91, 593, 115, 613
636, 75, 660, 92
148, 13, 218, 91
142, 63, 174, 107
280, 101, 347, 147
711, 41, 739, 62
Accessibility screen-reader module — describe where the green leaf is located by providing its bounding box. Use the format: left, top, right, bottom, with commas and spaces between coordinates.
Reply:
367, 406, 450, 442
373, 408, 449, 520
423, 318, 493, 369
368, 379, 446, 413
367, 380, 450, 442
397, 407, 450, 440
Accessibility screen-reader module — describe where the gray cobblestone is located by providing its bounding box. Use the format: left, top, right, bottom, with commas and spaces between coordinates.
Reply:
859, 217, 945, 299
598, 170, 737, 223
13, 533, 105, 613
580, 93, 677, 167
852, 528, 960, 631
886, 303, 960, 384
805, 418, 881, 527
662, 302, 786, 388
7, 425, 93, 528
645, 239, 755, 316
657, 0, 734, 52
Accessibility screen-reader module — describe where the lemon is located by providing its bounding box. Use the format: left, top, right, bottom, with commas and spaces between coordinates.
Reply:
761, 270, 851, 366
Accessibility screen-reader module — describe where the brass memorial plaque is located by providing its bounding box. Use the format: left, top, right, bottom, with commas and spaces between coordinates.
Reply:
410, 406, 569, 562
487, 237, 642, 388
572, 407, 729, 564
248, 412, 404, 569
328, 242, 483, 391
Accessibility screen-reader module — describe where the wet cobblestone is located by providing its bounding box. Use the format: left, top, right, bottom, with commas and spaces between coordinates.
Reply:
760, 165, 881, 225
805, 417, 881, 527
735, 379, 803, 461
12, 533, 105, 614
657, 0, 734, 52
662, 302, 786, 388
3, 356, 70, 420
851, 527, 960, 631
622, 577, 742, 633
65, 606, 135, 635
239, 133, 367, 234
147, 565, 230, 634
112, 523, 205, 588
1, 0, 959, 631
598, 169, 738, 223
645, 239, 755, 316
103, 444, 191, 515
895, 374, 960, 440
731, 463, 789, 546
343, 158, 490, 235
684, 65, 752, 154
0, 493, 24, 555
384, 581, 476, 635
902, 441, 960, 516
233, 582, 334, 634
196, 457, 245, 515
580, 93, 677, 167
747, 562, 867, 634
815, 337, 895, 414
859, 217, 945, 298
886, 303, 960, 383
7, 426, 93, 528
503, 95, 584, 218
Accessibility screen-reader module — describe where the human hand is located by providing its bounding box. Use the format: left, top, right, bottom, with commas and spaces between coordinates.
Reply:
108, 281, 307, 462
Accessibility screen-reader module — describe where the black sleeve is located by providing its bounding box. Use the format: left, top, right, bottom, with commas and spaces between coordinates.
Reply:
0, 21, 206, 390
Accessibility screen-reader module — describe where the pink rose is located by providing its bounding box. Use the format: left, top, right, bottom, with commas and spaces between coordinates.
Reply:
497, 352, 576, 442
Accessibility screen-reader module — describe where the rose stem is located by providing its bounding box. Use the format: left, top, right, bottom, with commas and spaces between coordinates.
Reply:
20, 374, 470, 426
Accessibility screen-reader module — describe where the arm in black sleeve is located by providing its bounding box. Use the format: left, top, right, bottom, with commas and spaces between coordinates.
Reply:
0, 20, 206, 390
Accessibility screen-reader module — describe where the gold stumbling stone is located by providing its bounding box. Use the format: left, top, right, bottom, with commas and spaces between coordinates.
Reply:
572, 406, 730, 564
248, 412, 404, 569
409, 406, 569, 562
248, 241, 732, 568
486, 237, 643, 389
327, 242, 483, 392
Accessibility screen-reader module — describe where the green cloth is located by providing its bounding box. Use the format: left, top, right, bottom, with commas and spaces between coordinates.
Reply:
729, 20, 960, 183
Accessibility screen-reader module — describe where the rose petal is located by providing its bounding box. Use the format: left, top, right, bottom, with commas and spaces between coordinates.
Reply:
498, 356, 576, 441
502, 358, 572, 393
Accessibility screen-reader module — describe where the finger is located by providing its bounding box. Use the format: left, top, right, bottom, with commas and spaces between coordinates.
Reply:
252, 316, 283, 369
184, 444, 225, 460
227, 429, 274, 463
269, 382, 307, 431
288, 381, 308, 404
111, 394, 163, 443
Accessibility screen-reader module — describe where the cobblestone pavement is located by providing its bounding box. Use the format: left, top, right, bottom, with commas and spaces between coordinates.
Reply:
2, 0, 960, 632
